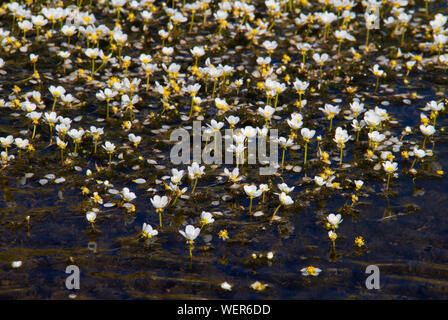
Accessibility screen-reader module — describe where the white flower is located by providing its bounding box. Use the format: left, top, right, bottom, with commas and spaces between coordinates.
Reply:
86, 211, 96, 223
56, 137, 68, 149
420, 124, 435, 136
207, 119, 224, 132
162, 47, 174, 56
102, 141, 116, 153
371, 64, 385, 77
413, 147, 425, 159
96, 88, 118, 101
62, 25, 77, 36
68, 128, 84, 143
188, 162, 205, 179
327, 213, 343, 227
350, 100, 365, 116
244, 185, 263, 198
128, 133, 142, 147
279, 192, 294, 205
262, 40, 278, 52
354, 180, 364, 189
318, 11, 338, 25
226, 115, 240, 127
171, 168, 185, 184
150, 195, 168, 209
301, 128, 315, 141
257, 105, 275, 120
275, 136, 294, 148
179, 225, 201, 242
29, 53, 38, 62
32, 15, 48, 27
425, 100, 444, 112
49, 85, 66, 98
214, 9, 228, 21
15, 138, 29, 149
89, 126, 104, 139
382, 161, 398, 173
190, 46, 205, 57
365, 13, 378, 29
314, 176, 326, 186
242, 126, 258, 139
287, 113, 303, 130
201, 211, 215, 225
85, 48, 100, 59
364, 110, 382, 127
220, 282, 232, 291
374, 106, 389, 121
333, 127, 350, 147
11, 261, 22, 268
139, 54, 152, 64
293, 78, 309, 92
368, 131, 385, 143
335, 30, 355, 41
320, 104, 340, 119
277, 183, 294, 193
142, 223, 158, 238
257, 127, 268, 139
256, 56, 271, 65
312, 52, 329, 64
121, 187, 136, 202
0, 135, 14, 148
224, 167, 243, 182
215, 97, 230, 112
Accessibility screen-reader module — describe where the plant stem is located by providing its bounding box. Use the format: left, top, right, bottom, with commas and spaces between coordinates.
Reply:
339, 147, 343, 166
304, 142, 308, 165
159, 210, 163, 227
281, 147, 286, 169
271, 204, 281, 220
249, 197, 253, 215
192, 178, 198, 194
386, 173, 391, 191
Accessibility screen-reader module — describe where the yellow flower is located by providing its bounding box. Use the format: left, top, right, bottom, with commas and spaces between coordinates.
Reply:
219, 229, 229, 241
330, 182, 340, 189
250, 281, 267, 291
346, 86, 357, 94
13, 85, 21, 93
366, 149, 374, 159
282, 54, 291, 64
301, 265, 322, 276
320, 151, 330, 163
81, 186, 90, 195
355, 236, 365, 247
328, 231, 337, 241
93, 192, 103, 204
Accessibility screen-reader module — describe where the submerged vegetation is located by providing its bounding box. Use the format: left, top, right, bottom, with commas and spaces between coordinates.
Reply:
0, 0, 448, 299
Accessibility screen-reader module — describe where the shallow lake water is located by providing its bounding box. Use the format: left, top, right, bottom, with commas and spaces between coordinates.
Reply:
0, 0, 448, 299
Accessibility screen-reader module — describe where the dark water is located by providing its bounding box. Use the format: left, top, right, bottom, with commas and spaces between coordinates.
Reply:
1, 0, 448, 299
